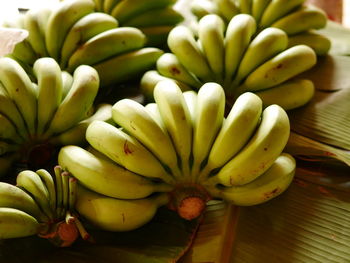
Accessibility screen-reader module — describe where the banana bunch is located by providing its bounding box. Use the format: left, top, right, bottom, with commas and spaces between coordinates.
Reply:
0, 167, 91, 246
190, 0, 330, 56
58, 81, 296, 224
0, 57, 110, 177
3, 0, 164, 87
91, 0, 184, 47
141, 13, 317, 110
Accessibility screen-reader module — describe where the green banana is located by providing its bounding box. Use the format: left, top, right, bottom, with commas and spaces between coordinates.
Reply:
35, 169, 56, 214
215, 0, 239, 22
140, 25, 174, 47
251, 0, 271, 23
103, 0, 122, 14
0, 113, 22, 144
287, 31, 331, 56
61, 71, 73, 99
237, 0, 252, 14
190, 0, 218, 19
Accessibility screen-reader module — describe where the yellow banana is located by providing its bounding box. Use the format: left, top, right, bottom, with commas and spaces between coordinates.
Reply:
190, 0, 218, 19
214, 0, 239, 22
238, 0, 252, 14
75, 184, 169, 232
287, 31, 331, 56
140, 70, 173, 102
212, 104, 290, 186
58, 145, 173, 199
35, 169, 56, 214
0, 112, 23, 144
86, 120, 175, 184
140, 25, 174, 47
67, 27, 146, 72
183, 90, 198, 123
255, 78, 315, 110
144, 102, 166, 130
251, 0, 271, 23
103, 0, 122, 13
61, 71, 73, 99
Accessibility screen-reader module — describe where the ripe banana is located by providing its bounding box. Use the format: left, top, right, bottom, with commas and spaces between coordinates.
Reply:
60, 12, 118, 68
139, 25, 174, 47
183, 90, 198, 123
0, 207, 40, 239
287, 31, 331, 56
140, 70, 173, 102
0, 57, 37, 135
207, 153, 296, 206
58, 145, 173, 199
154, 80, 193, 178
112, 97, 180, 177
46, 65, 99, 136
35, 169, 56, 214
75, 184, 169, 232
190, 0, 218, 19
86, 120, 175, 184
61, 71, 73, 99
33, 57, 63, 135
144, 102, 166, 130
103, 0, 122, 13
251, 0, 271, 23
215, 0, 239, 22
237, 0, 252, 14
212, 104, 290, 186
0, 114, 22, 144
67, 27, 146, 72
45, 0, 95, 60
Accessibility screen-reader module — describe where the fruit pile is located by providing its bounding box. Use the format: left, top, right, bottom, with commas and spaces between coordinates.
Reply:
3, 0, 164, 87
190, 0, 330, 56
0, 56, 111, 177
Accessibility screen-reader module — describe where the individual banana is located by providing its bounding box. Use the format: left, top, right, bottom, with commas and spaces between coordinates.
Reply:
45, 0, 95, 60
144, 103, 165, 130
139, 25, 174, 47
35, 169, 56, 215
0, 57, 37, 135
212, 104, 290, 186
255, 78, 315, 110
61, 71, 73, 99
237, 0, 252, 14
224, 14, 256, 88
167, 25, 213, 82
271, 5, 328, 35
207, 153, 296, 205
190, 0, 218, 19
110, 0, 176, 24
215, 0, 239, 22
86, 120, 175, 184
0, 114, 22, 144
153, 80, 193, 177
103, 0, 122, 13
199, 92, 262, 180
183, 90, 198, 123
251, 0, 271, 23
191, 83, 225, 178
8, 39, 38, 66
67, 27, 146, 72
112, 97, 181, 178
240, 45, 316, 92
232, 27, 288, 87
140, 70, 173, 102
197, 14, 225, 82
0, 207, 40, 239
92, 47, 163, 87
33, 57, 63, 135
46, 65, 99, 136
75, 184, 169, 232
60, 12, 119, 68
287, 31, 331, 56
58, 145, 173, 199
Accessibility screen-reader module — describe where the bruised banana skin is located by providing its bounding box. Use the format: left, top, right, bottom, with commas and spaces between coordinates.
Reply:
206, 153, 296, 206
75, 184, 169, 232
58, 145, 173, 200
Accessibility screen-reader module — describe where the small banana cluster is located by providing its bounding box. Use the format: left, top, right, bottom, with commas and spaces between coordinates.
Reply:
58, 80, 296, 228
0, 57, 111, 177
190, 0, 330, 55
0, 167, 89, 246
141, 13, 317, 110
91, 0, 184, 47
3, 0, 164, 87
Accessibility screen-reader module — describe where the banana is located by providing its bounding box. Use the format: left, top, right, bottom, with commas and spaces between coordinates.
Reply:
67, 27, 146, 72
60, 12, 118, 68
0, 57, 37, 134
260, 0, 305, 28
287, 31, 331, 56
0, 142, 19, 156
0, 112, 23, 144
153, 80, 193, 177
140, 70, 172, 102
35, 7, 52, 37
251, 0, 271, 23
240, 45, 316, 92
232, 27, 288, 87
191, 83, 225, 179
271, 5, 328, 35
190, 0, 218, 19
46, 65, 99, 136
156, 53, 202, 88
0, 154, 18, 178
0, 207, 40, 239
93, 0, 104, 11
45, 0, 95, 60
86, 120, 175, 184
58, 145, 173, 199
211, 104, 290, 186
75, 184, 169, 232
167, 25, 213, 82
16, 170, 53, 220
198, 14, 225, 82
0, 182, 43, 220
49, 103, 112, 146
93, 47, 164, 87
23, 8, 48, 57
144, 103, 165, 130
35, 169, 56, 215
112, 97, 180, 177
183, 90, 198, 123
61, 71, 73, 99
207, 153, 296, 205
255, 78, 315, 110
110, 0, 176, 24
214, 0, 239, 22
140, 25, 174, 47
238, 0, 252, 14
103, 0, 122, 13
8, 39, 38, 66
224, 14, 256, 88
33, 57, 63, 135
122, 6, 183, 27
0, 83, 28, 139
199, 92, 262, 180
